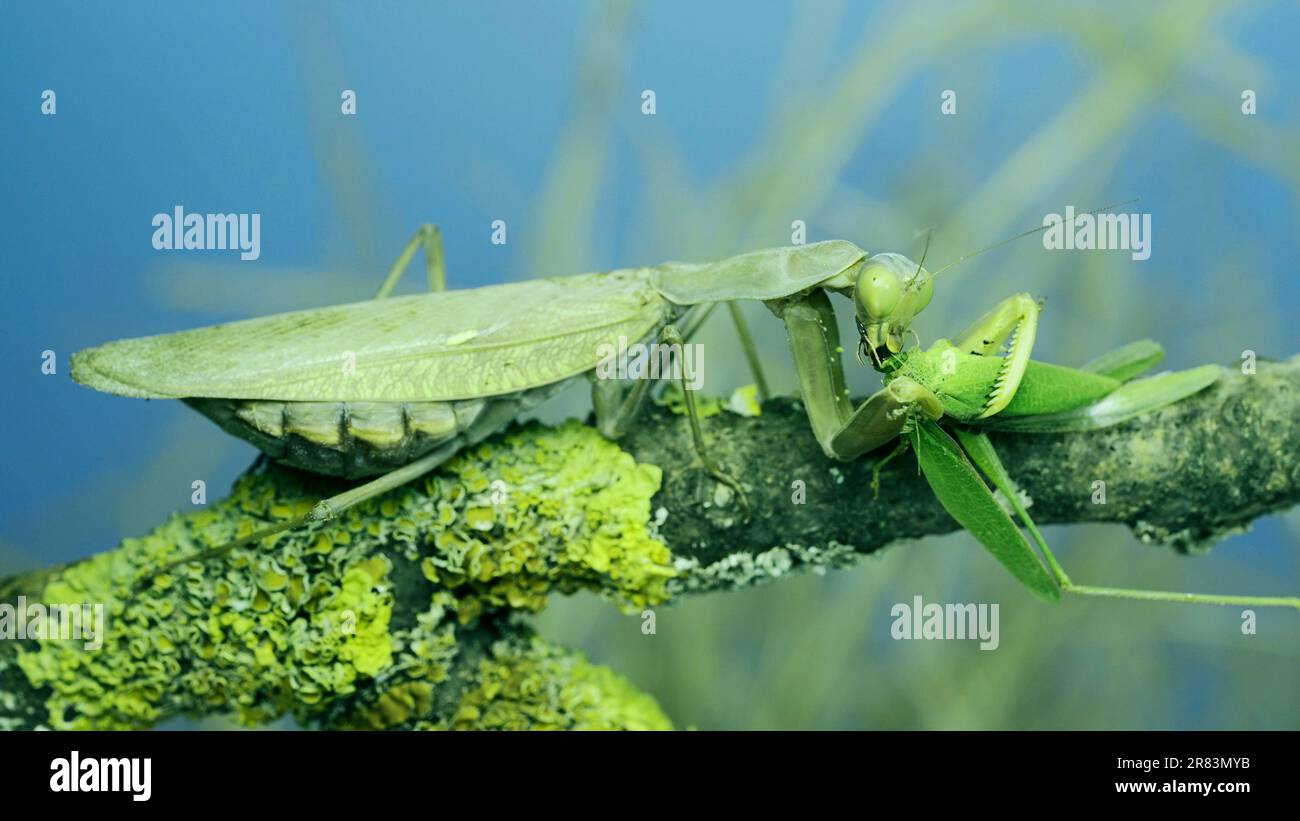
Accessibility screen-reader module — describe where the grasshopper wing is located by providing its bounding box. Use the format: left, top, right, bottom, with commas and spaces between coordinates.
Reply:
976, 365, 1220, 433
913, 419, 1059, 601
71, 268, 671, 402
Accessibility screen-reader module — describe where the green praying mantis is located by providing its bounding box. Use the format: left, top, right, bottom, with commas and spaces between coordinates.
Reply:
71, 222, 1299, 611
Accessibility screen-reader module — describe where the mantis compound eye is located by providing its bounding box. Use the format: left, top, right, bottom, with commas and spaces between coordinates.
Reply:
854, 262, 903, 320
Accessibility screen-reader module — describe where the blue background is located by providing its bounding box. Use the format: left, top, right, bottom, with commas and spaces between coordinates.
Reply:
2, 0, 1297, 729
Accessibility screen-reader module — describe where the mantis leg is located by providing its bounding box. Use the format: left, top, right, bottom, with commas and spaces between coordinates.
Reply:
952, 293, 1039, 418
590, 369, 654, 439
373, 223, 446, 298
132, 439, 463, 590
954, 428, 1300, 611
726, 302, 771, 403
666, 301, 771, 403
138, 226, 453, 588
590, 307, 716, 437
590, 323, 750, 519
677, 303, 718, 341
776, 290, 942, 461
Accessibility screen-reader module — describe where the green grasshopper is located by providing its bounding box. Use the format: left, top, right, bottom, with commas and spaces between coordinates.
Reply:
71, 225, 1298, 610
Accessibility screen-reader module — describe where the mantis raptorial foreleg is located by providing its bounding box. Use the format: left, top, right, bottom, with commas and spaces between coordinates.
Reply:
830, 379, 944, 461
952, 292, 1039, 418
776, 290, 942, 462
373, 223, 446, 298
776, 290, 851, 450
954, 428, 1300, 610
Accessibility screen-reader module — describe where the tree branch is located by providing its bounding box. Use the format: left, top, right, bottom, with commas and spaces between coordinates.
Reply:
2, 356, 1296, 730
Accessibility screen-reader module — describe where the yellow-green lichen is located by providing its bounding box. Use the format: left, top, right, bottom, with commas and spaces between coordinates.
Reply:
12, 418, 674, 728
343, 681, 436, 729
338, 630, 671, 731
450, 635, 672, 731
411, 420, 677, 619
726, 384, 763, 417
15, 516, 399, 729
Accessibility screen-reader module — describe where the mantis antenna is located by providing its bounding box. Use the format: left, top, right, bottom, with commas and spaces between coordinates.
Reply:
910, 227, 934, 284
911, 198, 1142, 287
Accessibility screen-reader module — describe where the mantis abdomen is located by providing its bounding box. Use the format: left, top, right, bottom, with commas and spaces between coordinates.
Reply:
184, 379, 573, 478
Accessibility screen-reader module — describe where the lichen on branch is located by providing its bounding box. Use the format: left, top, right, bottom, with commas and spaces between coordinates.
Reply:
2, 421, 676, 730
1, 356, 1297, 730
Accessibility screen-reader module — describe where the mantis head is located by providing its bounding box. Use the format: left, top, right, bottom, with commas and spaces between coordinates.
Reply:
852, 252, 934, 364
849, 201, 1138, 368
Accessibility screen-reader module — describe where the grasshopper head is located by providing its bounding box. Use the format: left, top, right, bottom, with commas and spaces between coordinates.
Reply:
853, 252, 933, 361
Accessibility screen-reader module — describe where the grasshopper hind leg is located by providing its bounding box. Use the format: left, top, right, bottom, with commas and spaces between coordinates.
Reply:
1079, 339, 1164, 382
954, 428, 1300, 611
953, 293, 1040, 418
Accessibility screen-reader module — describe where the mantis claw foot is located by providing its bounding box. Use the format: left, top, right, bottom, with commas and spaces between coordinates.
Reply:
704, 462, 751, 523
685, 454, 751, 524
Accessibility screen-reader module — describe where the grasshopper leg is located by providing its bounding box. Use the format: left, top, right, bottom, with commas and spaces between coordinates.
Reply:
952, 293, 1039, 418
373, 223, 446, 298
868, 440, 909, 498
954, 428, 1300, 611
1079, 339, 1164, 382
